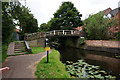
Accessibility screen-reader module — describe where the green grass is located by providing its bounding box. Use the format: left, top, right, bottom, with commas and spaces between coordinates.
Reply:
31, 47, 45, 54
35, 50, 71, 78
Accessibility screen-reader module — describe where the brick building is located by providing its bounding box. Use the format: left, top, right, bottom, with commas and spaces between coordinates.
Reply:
102, 8, 119, 36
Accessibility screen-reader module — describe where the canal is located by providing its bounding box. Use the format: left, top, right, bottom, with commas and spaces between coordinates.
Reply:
57, 46, 120, 78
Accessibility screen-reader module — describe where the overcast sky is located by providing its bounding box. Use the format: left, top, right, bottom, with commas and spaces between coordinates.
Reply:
20, 0, 120, 26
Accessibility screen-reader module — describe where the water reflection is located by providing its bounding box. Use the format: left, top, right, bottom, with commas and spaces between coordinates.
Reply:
85, 53, 120, 76
58, 47, 120, 77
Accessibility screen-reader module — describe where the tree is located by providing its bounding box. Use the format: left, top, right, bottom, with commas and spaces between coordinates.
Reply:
49, 1, 83, 30
84, 13, 108, 40
2, 1, 38, 42
11, 2, 38, 34
84, 13, 118, 40
38, 23, 49, 32
2, 2, 15, 44
48, 18, 61, 30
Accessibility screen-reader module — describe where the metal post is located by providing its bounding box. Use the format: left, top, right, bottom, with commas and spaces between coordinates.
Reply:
47, 51, 49, 63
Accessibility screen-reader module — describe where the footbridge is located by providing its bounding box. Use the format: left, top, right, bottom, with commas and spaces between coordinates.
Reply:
24, 30, 81, 47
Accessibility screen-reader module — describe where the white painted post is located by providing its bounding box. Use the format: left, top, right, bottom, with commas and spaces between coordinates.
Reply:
63, 30, 64, 35
71, 30, 73, 34
65, 32, 66, 35
54, 30, 55, 35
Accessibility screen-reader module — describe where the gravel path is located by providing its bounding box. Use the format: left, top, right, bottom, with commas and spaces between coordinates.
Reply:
2, 50, 52, 78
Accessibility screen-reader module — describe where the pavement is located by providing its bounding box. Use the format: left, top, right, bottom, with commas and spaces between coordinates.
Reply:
2, 50, 52, 78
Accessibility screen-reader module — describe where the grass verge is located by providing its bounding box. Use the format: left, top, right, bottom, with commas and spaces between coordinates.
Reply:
26, 47, 45, 54
35, 49, 71, 78
32, 47, 45, 54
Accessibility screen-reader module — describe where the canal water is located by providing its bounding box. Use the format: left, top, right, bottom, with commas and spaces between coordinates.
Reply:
57, 47, 120, 78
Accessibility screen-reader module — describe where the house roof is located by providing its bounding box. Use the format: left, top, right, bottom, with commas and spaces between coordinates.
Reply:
109, 8, 119, 17
101, 8, 111, 15
102, 8, 111, 13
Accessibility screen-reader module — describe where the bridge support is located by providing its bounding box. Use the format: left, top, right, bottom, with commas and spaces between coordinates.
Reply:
69, 37, 80, 48
58, 36, 80, 48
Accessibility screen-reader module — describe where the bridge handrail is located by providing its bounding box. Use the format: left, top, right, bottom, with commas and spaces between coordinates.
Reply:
48, 30, 74, 32
25, 41, 32, 53
46, 30, 75, 36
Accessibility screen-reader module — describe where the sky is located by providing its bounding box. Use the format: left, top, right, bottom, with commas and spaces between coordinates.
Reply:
20, 0, 120, 26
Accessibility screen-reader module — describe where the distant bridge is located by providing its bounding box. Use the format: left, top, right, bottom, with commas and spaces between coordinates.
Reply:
24, 30, 81, 47
24, 30, 80, 41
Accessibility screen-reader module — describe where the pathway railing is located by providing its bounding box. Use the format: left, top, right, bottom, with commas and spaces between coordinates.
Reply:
46, 30, 80, 36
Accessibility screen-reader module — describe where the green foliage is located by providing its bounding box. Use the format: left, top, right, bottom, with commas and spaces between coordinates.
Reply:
79, 38, 85, 46
38, 23, 49, 32
2, 2, 15, 44
48, 18, 61, 30
84, 13, 118, 40
2, 44, 8, 62
2, 2, 38, 42
48, 1, 83, 30
35, 50, 71, 78
11, 2, 38, 34
84, 13, 109, 40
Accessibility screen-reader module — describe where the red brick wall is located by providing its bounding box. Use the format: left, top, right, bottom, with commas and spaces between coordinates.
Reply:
85, 40, 120, 48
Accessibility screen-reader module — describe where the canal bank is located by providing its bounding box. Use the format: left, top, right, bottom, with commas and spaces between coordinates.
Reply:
83, 40, 120, 54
